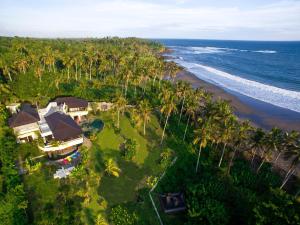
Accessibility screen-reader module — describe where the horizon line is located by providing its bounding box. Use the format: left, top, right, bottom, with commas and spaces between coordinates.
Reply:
1, 35, 300, 42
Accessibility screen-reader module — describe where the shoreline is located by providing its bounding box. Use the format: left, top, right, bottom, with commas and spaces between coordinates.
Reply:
175, 69, 300, 132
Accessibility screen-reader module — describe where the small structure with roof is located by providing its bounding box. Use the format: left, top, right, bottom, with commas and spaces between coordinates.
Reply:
159, 192, 186, 214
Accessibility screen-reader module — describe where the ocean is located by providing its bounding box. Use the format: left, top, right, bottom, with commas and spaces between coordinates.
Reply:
156, 39, 300, 113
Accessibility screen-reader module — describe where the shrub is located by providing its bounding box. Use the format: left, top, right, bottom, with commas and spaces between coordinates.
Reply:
146, 176, 158, 188
121, 138, 137, 161
159, 148, 174, 167
109, 205, 138, 225
95, 214, 108, 225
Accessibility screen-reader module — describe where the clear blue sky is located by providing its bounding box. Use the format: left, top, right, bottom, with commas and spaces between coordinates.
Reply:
1, 0, 300, 40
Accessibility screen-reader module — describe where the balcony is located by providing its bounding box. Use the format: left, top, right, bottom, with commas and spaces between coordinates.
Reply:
38, 136, 84, 152
14, 123, 39, 136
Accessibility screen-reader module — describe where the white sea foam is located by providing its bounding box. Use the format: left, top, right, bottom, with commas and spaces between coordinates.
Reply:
253, 50, 277, 54
173, 46, 277, 54
174, 59, 300, 113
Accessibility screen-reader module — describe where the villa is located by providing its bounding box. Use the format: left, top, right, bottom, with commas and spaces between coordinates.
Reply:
8, 97, 89, 158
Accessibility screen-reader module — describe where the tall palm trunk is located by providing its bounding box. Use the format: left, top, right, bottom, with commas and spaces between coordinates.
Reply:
218, 143, 227, 167
183, 114, 190, 141
75, 61, 78, 80
178, 96, 185, 125
143, 117, 146, 135
161, 113, 170, 144
280, 166, 296, 189
273, 152, 282, 165
53, 62, 56, 73
251, 148, 257, 165
117, 110, 120, 128
89, 62, 92, 80
125, 78, 129, 97
227, 148, 238, 175
195, 146, 202, 173
8, 71, 12, 82
256, 157, 266, 173
67, 67, 70, 80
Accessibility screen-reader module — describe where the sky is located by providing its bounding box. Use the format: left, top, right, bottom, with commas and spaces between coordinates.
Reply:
0, 0, 300, 40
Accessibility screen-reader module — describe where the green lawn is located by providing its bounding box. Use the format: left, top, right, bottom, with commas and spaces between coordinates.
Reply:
84, 111, 166, 224
22, 111, 168, 225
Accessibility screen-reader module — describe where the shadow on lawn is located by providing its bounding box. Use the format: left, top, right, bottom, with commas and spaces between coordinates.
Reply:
98, 159, 146, 206
83, 207, 95, 225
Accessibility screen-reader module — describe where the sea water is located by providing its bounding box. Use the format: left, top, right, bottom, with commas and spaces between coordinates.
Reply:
156, 39, 300, 113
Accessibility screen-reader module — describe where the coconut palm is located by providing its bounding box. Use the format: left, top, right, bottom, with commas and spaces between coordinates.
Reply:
256, 141, 272, 173
267, 127, 284, 166
182, 88, 205, 141
62, 55, 71, 80
159, 87, 177, 144
193, 116, 213, 173
280, 132, 300, 189
34, 66, 43, 82
0, 59, 13, 82
14, 57, 28, 74
176, 81, 191, 125
104, 158, 121, 177
134, 100, 152, 135
227, 120, 252, 175
113, 93, 127, 128
218, 114, 236, 168
213, 100, 235, 167
250, 128, 266, 166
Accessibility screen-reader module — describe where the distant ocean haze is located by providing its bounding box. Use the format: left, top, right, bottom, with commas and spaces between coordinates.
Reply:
157, 39, 300, 113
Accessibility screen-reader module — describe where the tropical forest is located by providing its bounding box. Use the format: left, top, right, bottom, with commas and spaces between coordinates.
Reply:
0, 36, 299, 225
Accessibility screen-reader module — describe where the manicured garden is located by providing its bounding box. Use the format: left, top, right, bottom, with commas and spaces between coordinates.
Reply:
21, 111, 173, 225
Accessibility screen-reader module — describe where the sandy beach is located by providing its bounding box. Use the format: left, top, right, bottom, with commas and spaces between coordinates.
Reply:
176, 69, 300, 132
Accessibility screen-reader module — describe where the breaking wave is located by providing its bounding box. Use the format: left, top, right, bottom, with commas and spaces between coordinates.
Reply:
173, 46, 277, 54
174, 59, 300, 112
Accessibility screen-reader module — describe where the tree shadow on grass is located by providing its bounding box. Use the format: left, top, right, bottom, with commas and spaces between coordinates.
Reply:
98, 159, 146, 206
83, 207, 95, 225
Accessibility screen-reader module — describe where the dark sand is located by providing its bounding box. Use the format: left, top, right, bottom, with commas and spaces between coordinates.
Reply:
176, 70, 300, 131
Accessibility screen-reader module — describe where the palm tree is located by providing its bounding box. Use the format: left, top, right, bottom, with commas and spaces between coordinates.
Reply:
183, 98, 196, 141
193, 117, 213, 173
124, 70, 133, 97
250, 128, 266, 166
166, 61, 180, 82
62, 55, 71, 80
214, 100, 235, 167
176, 81, 191, 125
256, 141, 272, 173
15, 57, 28, 74
227, 120, 252, 175
104, 158, 121, 177
280, 132, 300, 189
218, 115, 236, 168
0, 59, 13, 82
267, 127, 284, 166
159, 87, 177, 144
134, 100, 152, 135
34, 66, 43, 82
113, 93, 127, 128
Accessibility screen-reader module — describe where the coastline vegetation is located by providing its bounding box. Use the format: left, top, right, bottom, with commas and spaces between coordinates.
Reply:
0, 36, 299, 225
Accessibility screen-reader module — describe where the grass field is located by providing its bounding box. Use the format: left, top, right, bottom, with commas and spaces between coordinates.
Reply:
23, 110, 171, 224
84, 111, 167, 224
21, 109, 175, 225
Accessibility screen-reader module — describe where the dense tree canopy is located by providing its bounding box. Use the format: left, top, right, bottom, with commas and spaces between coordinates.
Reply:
0, 36, 299, 224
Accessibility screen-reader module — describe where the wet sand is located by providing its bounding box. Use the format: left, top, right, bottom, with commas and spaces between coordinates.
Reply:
176, 69, 300, 131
